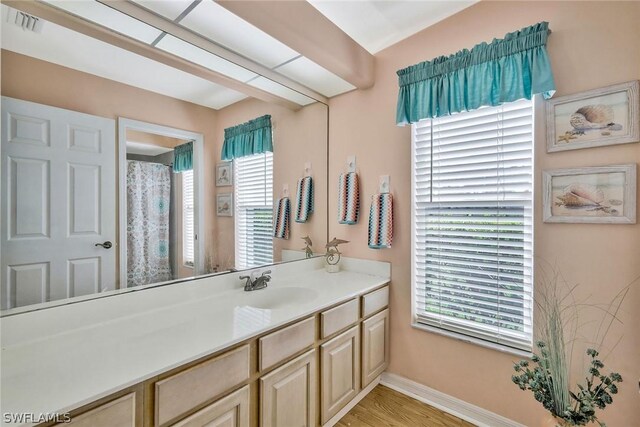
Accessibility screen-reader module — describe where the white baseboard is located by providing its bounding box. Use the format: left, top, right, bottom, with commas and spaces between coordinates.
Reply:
380, 372, 526, 427
322, 376, 381, 427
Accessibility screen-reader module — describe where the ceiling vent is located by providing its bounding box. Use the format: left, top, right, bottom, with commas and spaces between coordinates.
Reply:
4, 6, 44, 33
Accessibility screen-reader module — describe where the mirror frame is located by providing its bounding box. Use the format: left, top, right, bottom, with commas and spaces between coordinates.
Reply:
118, 118, 206, 287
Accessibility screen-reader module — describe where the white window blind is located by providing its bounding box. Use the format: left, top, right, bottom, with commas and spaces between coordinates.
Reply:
182, 169, 194, 267
412, 99, 534, 352
235, 152, 274, 270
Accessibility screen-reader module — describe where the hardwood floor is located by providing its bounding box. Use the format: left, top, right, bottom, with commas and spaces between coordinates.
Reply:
336, 385, 475, 427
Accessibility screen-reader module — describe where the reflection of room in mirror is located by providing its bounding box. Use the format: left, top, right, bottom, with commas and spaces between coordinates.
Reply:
125, 130, 196, 287
0, 9, 328, 312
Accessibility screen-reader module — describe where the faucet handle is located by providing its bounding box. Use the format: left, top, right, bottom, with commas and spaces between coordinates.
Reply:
261, 270, 272, 277
239, 275, 250, 280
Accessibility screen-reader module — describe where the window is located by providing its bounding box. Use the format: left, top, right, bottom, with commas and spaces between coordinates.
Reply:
412, 99, 534, 352
182, 169, 194, 267
235, 152, 273, 269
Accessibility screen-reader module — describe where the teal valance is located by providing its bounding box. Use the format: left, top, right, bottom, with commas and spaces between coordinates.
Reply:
222, 115, 273, 160
396, 22, 555, 125
173, 141, 193, 172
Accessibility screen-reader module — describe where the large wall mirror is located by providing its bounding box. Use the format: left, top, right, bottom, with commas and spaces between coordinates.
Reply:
0, 0, 332, 313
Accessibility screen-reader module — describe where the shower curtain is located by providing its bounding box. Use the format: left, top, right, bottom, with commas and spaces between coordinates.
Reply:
127, 160, 172, 287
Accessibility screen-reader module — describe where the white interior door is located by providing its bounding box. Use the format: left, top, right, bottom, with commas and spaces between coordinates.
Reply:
1, 97, 116, 309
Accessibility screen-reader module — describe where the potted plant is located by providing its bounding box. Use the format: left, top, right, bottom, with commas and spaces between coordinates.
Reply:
511, 267, 631, 427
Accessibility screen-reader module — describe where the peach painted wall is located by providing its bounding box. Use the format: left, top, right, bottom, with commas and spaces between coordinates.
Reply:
213, 98, 328, 269
328, 2, 640, 425
1, 49, 218, 279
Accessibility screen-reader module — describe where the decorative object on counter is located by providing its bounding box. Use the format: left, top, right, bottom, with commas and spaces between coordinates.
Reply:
216, 193, 233, 217
173, 140, 193, 172
301, 236, 313, 259
273, 197, 290, 239
324, 238, 349, 273
396, 22, 555, 125
542, 164, 636, 224
512, 265, 631, 427
546, 80, 639, 152
338, 172, 360, 224
216, 162, 232, 186
221, 115, 273, 160
295, 176, 314, 223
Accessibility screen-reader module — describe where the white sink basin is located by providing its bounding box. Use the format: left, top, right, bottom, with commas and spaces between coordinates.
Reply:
244, 287, 318, 310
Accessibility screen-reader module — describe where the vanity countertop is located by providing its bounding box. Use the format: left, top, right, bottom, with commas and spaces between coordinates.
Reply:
0, 257, 390, 426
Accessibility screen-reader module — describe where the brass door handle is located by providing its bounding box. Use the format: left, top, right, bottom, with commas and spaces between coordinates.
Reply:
95, 241, 112, 249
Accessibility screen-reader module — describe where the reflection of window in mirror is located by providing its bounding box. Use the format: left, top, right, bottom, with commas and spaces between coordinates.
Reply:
182, 170, 195, 268
234, 153, 274, 270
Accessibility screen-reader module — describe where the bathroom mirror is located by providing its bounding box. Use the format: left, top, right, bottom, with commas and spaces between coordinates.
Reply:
0, 1, 329, 313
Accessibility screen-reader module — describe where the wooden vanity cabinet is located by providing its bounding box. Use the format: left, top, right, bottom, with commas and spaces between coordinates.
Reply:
320, 326, 360, 424
260, 349, 317, 427
43, 283, 390, 427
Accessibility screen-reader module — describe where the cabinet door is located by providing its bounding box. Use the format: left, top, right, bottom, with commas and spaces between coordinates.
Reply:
260, 349, 317, 427
320, 326, 360, 424
171, 385, 249, 427
361, 309, 389, 388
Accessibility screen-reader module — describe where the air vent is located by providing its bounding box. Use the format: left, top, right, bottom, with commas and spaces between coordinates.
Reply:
4, 6, 44, 33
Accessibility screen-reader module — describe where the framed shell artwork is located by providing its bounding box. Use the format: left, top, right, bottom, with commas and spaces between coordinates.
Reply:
546, 81, 639, 152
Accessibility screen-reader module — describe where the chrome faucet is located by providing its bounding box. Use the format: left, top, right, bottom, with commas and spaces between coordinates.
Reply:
240, 270, 271, 291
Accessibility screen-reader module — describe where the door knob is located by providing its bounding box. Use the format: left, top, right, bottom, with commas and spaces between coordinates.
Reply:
95, 241, 112, 249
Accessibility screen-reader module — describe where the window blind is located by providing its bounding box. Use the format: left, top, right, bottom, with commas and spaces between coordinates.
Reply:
412, 99, 533, 351
182, 170, 194, 267
235, 152, 274, 270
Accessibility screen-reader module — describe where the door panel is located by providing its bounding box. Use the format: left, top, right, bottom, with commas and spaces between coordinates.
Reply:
321, 326, 360, 424
260, 349, 317, 427
361, 309, 389, 388
1, 97, 116, 309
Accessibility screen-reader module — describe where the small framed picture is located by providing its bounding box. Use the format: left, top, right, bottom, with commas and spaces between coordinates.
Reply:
546, 80, 639, 152
216, 162, 233, 187
216, 193, 233, 217
542, 164, 636, 224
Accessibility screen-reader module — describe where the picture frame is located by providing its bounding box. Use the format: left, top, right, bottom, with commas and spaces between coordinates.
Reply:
542, 164, 636, 224
216, 162, 233, 187
216, 193, 233, 217
545, 80, 639, 153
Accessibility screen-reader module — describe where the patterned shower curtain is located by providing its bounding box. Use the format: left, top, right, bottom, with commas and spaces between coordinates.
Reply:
127, 160, 172, 287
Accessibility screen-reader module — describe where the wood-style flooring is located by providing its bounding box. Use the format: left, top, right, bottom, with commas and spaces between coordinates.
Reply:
336, 385, 476, 427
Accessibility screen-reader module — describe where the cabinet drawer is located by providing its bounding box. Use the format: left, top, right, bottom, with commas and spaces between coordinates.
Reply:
170, 385, 250, 427
259, 317, 315, 371
155, 345, 250, 426
361, 286, 389, 318
320, 299, 359, 338
63, 393, 137, 427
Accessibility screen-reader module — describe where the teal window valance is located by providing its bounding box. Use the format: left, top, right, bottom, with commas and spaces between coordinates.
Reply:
173, 141, 193, 172
396, 22, 555, 125
222, 115, 273, 161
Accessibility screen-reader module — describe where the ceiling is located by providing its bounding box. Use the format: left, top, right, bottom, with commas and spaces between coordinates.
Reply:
2, 0, 476, 110
309, 0, 478, 54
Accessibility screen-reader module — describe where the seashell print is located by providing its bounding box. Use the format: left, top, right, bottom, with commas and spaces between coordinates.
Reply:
556, 183, 605, 207
569, 104, 614, 130
564, 183, 605, 203
557, 192, 600, 207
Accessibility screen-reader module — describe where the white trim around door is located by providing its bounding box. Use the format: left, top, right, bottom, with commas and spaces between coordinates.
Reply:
117, 118, 205, 289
